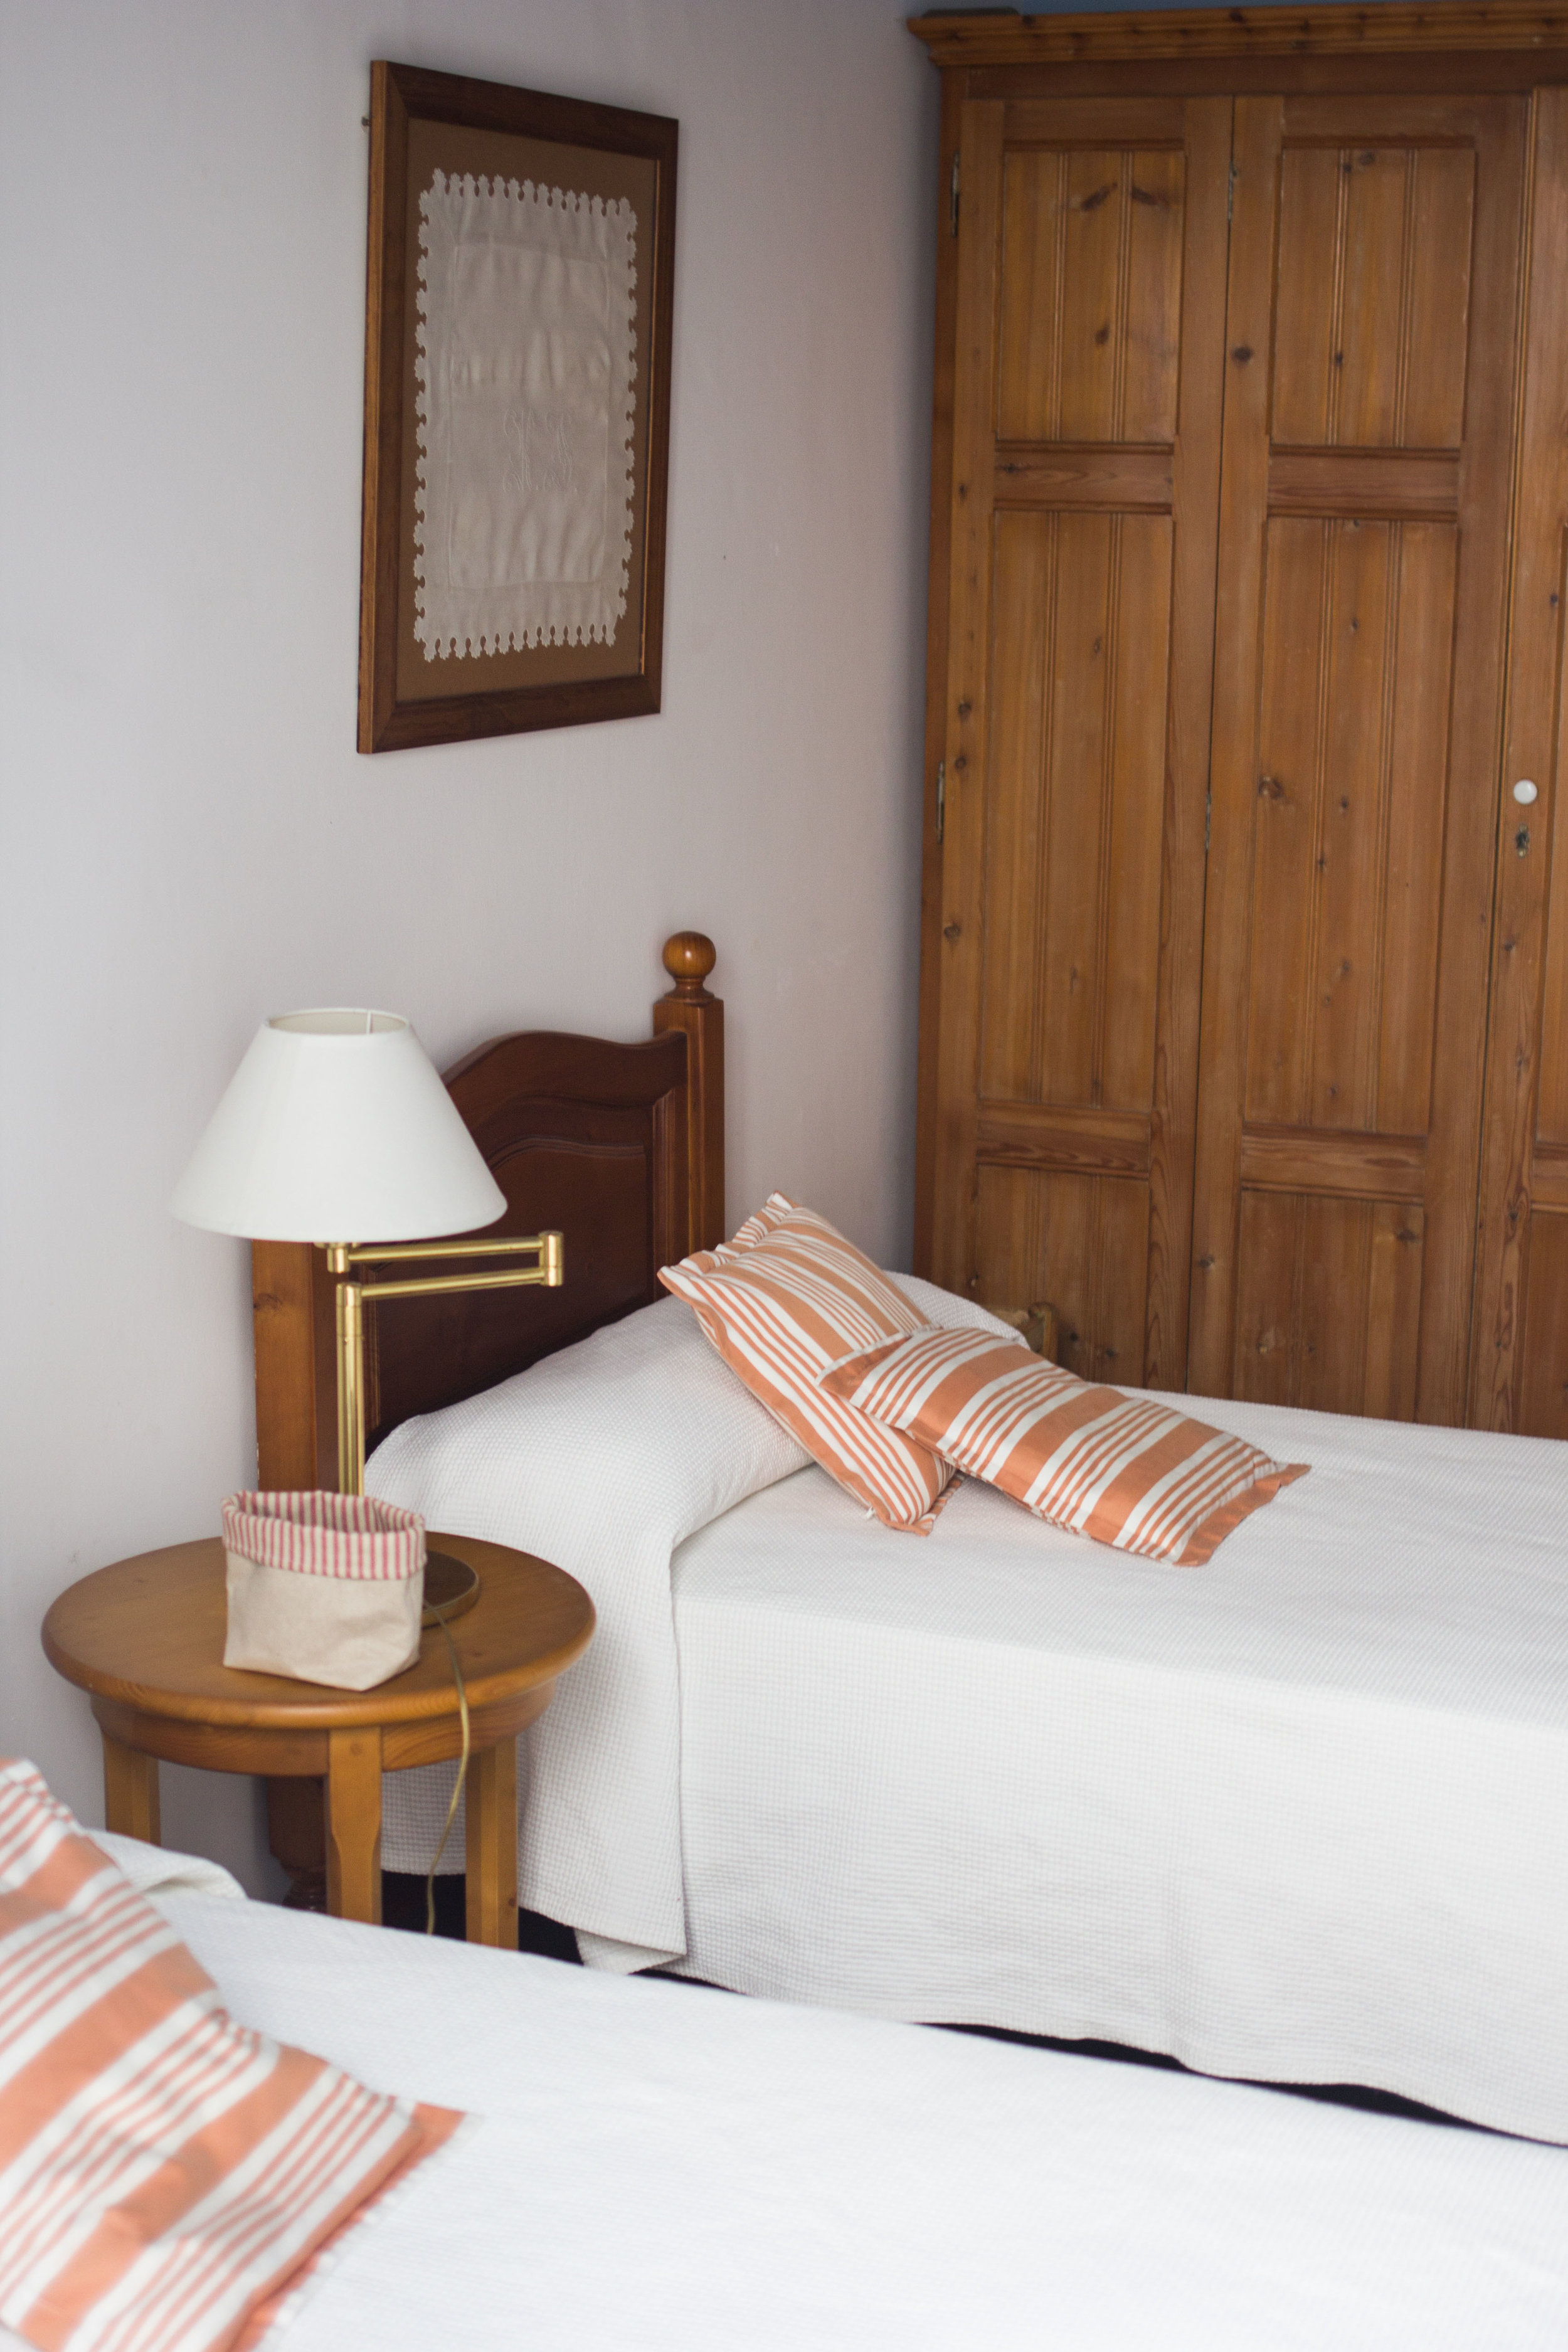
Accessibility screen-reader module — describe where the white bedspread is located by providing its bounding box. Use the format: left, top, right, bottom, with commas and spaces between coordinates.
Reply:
670, 1401, 1568, 2141
368, 1296, 807, 1970
367, 1286, 1568, 2139
49, 1894, 1568, 2351
368, 1281, 1006, 1973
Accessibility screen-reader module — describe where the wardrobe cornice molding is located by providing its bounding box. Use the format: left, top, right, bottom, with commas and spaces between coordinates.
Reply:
909, 4, 1568, 66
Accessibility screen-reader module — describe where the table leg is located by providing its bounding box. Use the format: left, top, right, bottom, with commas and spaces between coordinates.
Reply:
266, 1776, 327, 1912
465, 1737, 518, 1949
102, 1734, 160, 1845
326, 1728, 383, 1925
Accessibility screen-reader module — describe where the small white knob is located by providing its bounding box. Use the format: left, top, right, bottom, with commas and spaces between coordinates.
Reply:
1513, 779, 1539, 805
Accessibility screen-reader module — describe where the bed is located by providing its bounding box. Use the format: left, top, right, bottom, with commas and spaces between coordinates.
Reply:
251, 936, 1568, 2144
6, 1828, 1565, 2352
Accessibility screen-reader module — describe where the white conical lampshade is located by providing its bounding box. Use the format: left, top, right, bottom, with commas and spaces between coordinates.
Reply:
171, 1010, 507, 1243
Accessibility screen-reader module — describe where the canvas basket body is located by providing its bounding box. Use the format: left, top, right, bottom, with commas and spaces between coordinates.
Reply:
221, 1490, 426, 1691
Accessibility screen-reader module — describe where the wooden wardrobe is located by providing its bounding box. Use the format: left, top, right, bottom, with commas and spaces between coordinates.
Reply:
911, 3, 1568, 1436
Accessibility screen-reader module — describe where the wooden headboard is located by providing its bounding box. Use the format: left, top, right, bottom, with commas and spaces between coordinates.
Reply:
251, 933, 724, 1491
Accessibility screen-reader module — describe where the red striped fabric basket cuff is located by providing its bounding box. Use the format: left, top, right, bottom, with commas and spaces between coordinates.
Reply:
220, 1491, 425, 1583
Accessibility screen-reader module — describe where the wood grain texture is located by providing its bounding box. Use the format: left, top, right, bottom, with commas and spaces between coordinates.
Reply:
1240, 517, 1458, 1136
326, 1727, 383, 1926
1002, 97, 1190, 144
914, 70, 964, 1278
969, 53, 1568, 102
931, 97, 1007, 1301
975, 1163, 1150, 1384
1517, 1213, 1568, 1436
652, 933, 725, 1251
1469, 86, 1568, 1432
93, 1685, 553, 1785
918, 18, 1562, 1432
465, 1736, 519, 1949
910, 4, 1568, 67
92, 1703, 331, 1781
993, 445, 1173, 506
102, 1737, 159, 1847
1271, 141, 1474, 448
977, 509, 1173, 1111
930, 92, 1228, 1383
1266, 449, 1460, 518
977, 1101, 1152, 1175
1189, 90, 1525, 1422
1409, 91, 1527, 1419
1239, 1125, 1426, 1199
1231, 1190, 1426, 1414
1532, 1145, 1568, 1212
1184, 98, 1280, 1394
42, 1537, 593, 1733
1145, 95, 1233, 1387
252, 1238, 334, 1496
997, 144, 1185, 443
379, 1687, 553, 1772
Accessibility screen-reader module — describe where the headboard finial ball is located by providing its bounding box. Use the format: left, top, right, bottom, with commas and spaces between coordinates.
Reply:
662, 931, 717, 998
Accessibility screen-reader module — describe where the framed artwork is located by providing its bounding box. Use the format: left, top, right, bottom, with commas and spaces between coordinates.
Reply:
358, 61, 678, 753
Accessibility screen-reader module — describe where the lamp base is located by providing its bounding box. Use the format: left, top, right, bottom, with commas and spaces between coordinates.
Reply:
422, 1549, 480, 1628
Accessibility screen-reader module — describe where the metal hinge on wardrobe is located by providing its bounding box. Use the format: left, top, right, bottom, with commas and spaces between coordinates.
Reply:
936, 759, 946, 844
950, 152, 960, 237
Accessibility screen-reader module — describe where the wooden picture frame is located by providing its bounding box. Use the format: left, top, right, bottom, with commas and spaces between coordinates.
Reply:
358, 61, 678, 753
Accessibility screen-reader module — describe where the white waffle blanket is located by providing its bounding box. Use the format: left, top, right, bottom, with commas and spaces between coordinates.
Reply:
369, 1295, 810, 1968
23, 1892, 1554, 2352
370, 1291, 1568, 2139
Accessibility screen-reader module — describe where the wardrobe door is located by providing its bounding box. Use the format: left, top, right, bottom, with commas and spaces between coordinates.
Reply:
1189, 95, 1527, 1422
1471, 90, 1568, 1438
931, 95, 1230, 1387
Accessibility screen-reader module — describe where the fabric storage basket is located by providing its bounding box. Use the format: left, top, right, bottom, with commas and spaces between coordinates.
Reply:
221, 1490, 426, 1691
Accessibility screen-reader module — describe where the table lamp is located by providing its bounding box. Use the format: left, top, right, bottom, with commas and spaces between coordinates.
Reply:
172, 1008, 563, 1495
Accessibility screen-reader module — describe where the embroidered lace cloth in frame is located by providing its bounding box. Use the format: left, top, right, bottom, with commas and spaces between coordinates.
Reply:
415, 171, 637, 659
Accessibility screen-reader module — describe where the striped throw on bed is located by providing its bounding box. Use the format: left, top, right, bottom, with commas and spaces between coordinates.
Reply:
819, 1326, 1308, 1564
0, 1758, 461, 2352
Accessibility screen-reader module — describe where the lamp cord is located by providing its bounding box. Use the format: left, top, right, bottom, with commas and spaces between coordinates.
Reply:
423, 1602, 470, 1936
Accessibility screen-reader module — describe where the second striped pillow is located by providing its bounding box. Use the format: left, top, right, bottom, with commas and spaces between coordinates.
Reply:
818, 1326, 1308, 1565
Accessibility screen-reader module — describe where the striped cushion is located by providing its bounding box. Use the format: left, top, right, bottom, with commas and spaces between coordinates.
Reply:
0, 1758, 462, 2352
819, 1327, 1308, 1564
660, 1195, 955, 1532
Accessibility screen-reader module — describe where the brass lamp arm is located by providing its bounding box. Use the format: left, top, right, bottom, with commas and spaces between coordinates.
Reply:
326, 1233, 563, 1275
328, 1231, 564, 1495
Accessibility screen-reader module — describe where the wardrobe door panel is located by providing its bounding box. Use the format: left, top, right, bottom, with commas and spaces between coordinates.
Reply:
1232, 1192, 1425, 1418
997, 145, 1187, 445
1471, 88, 1568, 1435
978, 509, 1172, 1111
1190, 92, 1526, 1423
1517, 1218, 1568, 1440
1271, 142, 1475, 451
933, 93, 1231, 1387
1243, 515, 1457, 1136
975, 1166, 1149, 1384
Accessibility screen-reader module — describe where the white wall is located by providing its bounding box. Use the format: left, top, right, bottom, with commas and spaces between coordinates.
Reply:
0, 0, 937, 1886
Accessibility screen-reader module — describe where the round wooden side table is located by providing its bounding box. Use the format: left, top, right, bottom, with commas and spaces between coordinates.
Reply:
41, 1532, 595, 1949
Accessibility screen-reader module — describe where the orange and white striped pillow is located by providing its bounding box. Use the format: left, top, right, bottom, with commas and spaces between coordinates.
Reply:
0, 1757, 462, 2352
659, 1195, 954, 1533
819, 1327, 1308, 1564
